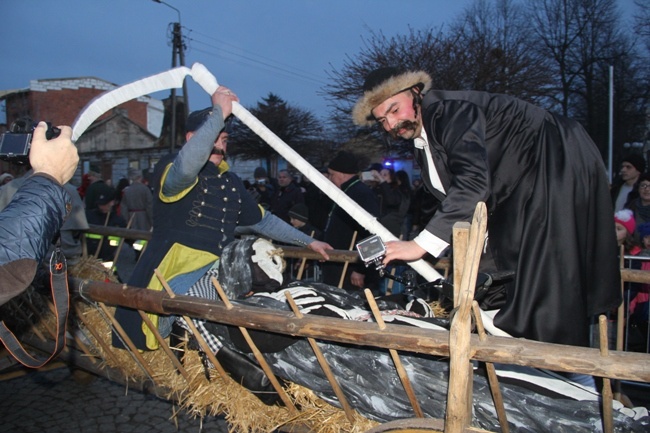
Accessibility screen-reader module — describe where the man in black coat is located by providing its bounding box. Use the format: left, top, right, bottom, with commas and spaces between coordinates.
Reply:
321, 151, 381, 292
352, 67, 620, 347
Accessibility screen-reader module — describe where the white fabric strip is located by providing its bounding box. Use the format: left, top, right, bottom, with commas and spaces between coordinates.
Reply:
72, 66, 195, 142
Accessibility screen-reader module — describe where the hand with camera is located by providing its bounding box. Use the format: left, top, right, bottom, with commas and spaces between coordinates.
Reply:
30, 122, 79, 185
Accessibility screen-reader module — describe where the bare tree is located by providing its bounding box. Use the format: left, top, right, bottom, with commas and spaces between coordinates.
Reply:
527, 0, 648, 159
634, 0, 650, 53
448, 0, 552, 101
228, 93, 325, 173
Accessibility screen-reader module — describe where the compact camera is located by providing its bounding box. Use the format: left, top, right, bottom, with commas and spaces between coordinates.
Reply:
0, 119, 61, 165
356, 234, 387, 271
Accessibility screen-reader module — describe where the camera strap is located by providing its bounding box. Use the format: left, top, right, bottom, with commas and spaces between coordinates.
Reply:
0, 246, 69, 368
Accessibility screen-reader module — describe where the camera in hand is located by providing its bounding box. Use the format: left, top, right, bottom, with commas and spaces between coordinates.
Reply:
356, 234, 387, 271
357, 234, 419, 291
0, 119, 61, 165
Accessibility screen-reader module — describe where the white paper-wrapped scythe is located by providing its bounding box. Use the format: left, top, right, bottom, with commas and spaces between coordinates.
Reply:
72, 63, 443, 282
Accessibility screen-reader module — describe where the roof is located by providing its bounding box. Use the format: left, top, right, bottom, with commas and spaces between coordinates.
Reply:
0, 88, 28, 100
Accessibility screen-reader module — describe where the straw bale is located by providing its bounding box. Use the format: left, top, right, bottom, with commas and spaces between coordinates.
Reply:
68, 301, 380, 432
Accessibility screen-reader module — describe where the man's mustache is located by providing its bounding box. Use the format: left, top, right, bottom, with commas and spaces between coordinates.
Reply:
211, 148, 226, 156
389, 120, 418, 139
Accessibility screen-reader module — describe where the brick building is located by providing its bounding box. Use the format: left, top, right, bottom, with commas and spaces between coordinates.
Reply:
0, 76, 167, 185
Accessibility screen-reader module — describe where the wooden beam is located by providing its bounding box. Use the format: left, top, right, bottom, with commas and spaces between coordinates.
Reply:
71, 277, 650, 383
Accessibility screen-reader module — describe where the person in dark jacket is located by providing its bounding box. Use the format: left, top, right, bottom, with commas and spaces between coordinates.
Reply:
0, 122, 79, 305
610, 154, 645, 212
288, 203, 323, 240
321, 151, 381, 292
84, 183, 127, 262
352, 67, 620, 347
270, 169, 304, 223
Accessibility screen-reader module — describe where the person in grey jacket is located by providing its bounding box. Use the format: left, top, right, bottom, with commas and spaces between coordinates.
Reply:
0, 122, 79, 305
113, 86, 332, 351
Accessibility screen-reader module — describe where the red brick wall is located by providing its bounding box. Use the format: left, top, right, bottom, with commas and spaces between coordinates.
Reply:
5, 87, 148, 130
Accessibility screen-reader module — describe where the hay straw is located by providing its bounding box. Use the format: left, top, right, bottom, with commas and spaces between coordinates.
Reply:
25, 258, 413, 432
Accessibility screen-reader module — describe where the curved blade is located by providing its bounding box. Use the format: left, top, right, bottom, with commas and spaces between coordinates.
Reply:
71, 66, 193, 142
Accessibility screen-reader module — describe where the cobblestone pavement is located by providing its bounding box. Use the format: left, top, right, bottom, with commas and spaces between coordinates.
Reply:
0, 246, 230, 433
0, 366, 230, 433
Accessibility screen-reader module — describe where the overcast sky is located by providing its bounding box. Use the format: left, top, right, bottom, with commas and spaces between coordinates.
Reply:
0, 0, 641, 123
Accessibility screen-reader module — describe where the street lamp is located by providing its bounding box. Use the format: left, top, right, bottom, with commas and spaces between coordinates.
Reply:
152, 0, 180, 22
152, 0, 189, 152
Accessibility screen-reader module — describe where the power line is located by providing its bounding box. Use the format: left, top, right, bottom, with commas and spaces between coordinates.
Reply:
183, 26, 329, 87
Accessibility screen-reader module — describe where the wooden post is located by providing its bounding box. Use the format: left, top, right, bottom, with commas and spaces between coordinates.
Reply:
97, 301, 159, 382
74, 304, 121, 367
137, 310, 191, 382
445, 202, 487, 433
452, 222, 471, 308
111, 213, 135, 271
615, 245, 625, 402
285, 292, 356, 423
211, 276, 299, 414
153, 269, 230, 383
472, 301, 509, 433
295, 230, 315, 281
364, 289, 424, 418
93, 211, 112, 259
599, 315, 614, 433
338, 231, 358, 289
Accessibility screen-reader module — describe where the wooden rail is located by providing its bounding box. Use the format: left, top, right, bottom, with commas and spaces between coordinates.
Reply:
70, 277, 650, 383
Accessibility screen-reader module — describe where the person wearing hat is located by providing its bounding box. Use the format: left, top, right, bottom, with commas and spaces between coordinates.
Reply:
270, 169, 305, 223
352, 66, 620, 348
82, 167, 106, 210
637, 221, 650, 254
611, 154, 646, 212
322, 150, 380, 291
250, 166, 275, 208
114, 85, 332, 352
288, 203, 322, 240
614, 208, 640, 255
84, 183, 126, 262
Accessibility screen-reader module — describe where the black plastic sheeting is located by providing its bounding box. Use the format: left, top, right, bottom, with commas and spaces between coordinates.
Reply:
199, 291, 647, 433
205, 238, 650, 432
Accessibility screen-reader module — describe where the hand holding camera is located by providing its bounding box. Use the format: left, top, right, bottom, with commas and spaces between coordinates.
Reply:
30, 122, 79, 185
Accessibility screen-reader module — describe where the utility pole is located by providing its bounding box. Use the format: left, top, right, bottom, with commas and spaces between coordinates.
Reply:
153, 0, 189, 152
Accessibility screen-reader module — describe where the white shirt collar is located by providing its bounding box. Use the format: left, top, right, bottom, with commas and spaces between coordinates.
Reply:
413, 128, 428, 149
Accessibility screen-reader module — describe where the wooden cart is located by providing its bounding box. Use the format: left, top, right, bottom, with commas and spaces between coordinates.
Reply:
2, 203, 649, 433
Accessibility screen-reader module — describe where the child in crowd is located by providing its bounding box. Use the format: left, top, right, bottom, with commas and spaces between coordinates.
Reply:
615, 209, 641, 255
287, 203, 323, 281
611, 209, 643, 353
288, 203, 322, 240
